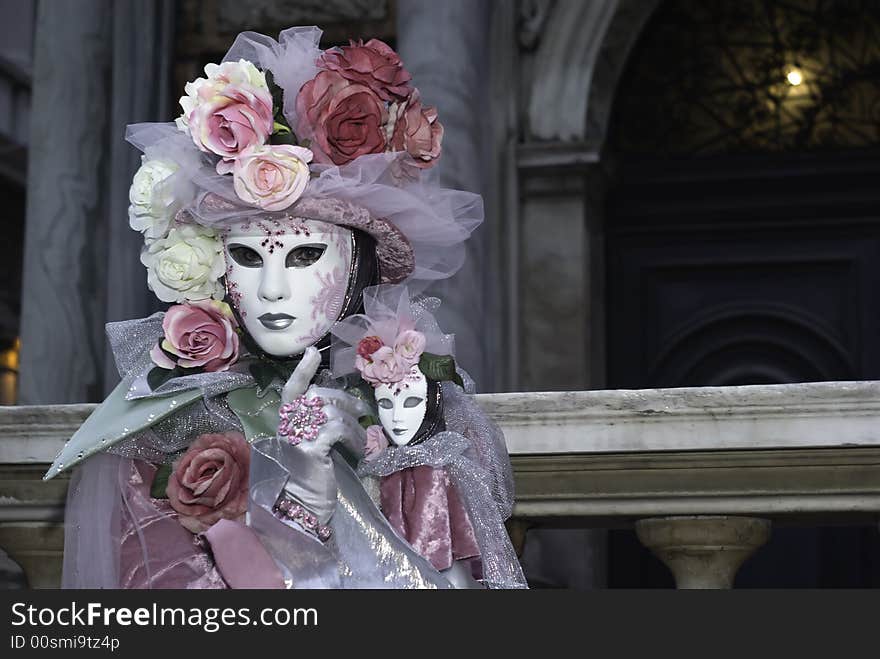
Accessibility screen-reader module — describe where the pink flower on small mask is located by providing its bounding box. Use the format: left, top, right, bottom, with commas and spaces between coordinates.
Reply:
357, 335, 384, 359
165, 431, 250, 534
393, 329, 426, 366
364, 425, 388, 461
357, 345, 409, 386
150, 300, 240, 372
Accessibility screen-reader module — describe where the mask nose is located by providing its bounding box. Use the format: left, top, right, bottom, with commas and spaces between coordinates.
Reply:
258, 257, 290, 302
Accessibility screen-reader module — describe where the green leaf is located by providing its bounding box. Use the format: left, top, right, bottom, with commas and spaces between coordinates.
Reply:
150, 463, 173, 499
359, 414, 380, 430
147, 365, 179, 391
269, 131, 296, 146
273, 121, 291, 134
418, 353, 464, 388
265, 70, 286, 121
345, 382, 375, 406
249, 362, 277, 391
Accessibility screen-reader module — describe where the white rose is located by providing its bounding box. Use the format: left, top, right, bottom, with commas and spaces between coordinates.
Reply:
140, 224, 225, 303
128, 157, 180, 241
204, 59, 267, 89
175, 78, 206, 134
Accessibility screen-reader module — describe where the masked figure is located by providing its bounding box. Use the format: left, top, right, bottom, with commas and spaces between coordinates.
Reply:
330, 285, 527, 589
44, 27, 505, 589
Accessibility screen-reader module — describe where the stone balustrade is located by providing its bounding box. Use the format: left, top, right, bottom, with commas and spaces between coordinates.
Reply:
2, 381, 880, 588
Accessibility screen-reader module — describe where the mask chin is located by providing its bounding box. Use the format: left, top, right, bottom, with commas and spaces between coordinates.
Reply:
224, 221, 380, 360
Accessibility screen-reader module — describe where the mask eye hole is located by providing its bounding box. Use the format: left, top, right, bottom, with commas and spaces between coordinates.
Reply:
403, 397, 423, 408
377, 398, 393, 410
228, 244, 263, 268
286, 243, 327, 268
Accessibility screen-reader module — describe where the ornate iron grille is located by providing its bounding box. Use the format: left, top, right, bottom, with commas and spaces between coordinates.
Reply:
612, 0, 880, 155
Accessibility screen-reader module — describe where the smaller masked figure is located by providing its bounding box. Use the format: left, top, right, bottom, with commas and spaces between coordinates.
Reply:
331, 285, 527, 589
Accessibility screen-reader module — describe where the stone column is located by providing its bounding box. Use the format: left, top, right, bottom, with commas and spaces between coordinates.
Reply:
397, 0, 495, 390
0, 523, 64, 588
636, 516, 772, 589
101, 0, 173, 394
18, 1, 112, 404
18, 1, 173, 404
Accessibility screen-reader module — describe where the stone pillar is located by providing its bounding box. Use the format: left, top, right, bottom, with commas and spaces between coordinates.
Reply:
397, 0, 495, 390
636, 516, 771, 589
18, 1, 173, 404
0, 523, 64, 589
18, 1, 112, 404
102, 0, 173, 394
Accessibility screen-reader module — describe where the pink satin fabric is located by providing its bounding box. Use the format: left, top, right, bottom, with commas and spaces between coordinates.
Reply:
119, 459, 228, 589
379, 465, 480, 571
202, 519, 285, 588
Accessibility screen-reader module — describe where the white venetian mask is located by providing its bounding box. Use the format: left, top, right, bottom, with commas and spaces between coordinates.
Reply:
374, 366, 428, 446
223, 217, 353, 357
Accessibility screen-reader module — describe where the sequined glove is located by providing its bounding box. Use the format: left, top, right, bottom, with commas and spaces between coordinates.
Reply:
275, 347, 369, 526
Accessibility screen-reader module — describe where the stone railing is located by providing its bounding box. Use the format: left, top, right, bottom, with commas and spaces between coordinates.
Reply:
2, 381, 880, 588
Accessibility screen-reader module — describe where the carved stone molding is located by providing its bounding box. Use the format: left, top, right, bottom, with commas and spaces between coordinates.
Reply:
526, 0, 618, 142
511, 447, 880, 521
521, 0, 658, 146
490, 380, 880, 454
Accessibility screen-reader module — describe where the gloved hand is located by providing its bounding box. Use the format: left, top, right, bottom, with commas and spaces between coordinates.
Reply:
275, 347, 369, 525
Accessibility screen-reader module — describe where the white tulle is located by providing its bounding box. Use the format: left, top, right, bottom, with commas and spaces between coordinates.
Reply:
221, 26, 322, 136
126, 122, 481, 282
329, 284, 456, 379
62, 453, 123, 589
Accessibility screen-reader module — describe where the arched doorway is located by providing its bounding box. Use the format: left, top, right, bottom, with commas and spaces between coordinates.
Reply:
604, 0, 880, 586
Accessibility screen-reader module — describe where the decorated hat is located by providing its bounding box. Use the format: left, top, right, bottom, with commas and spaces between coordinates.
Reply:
126, 26, 481, 304
330, 283, 462, 388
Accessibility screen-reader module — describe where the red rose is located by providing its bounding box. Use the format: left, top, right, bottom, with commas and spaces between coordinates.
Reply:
165, 431, 250, 534
320, 39, 413, 102
295, 70, 388, 166
357, 335, 384, 359
390, 90, 443, 169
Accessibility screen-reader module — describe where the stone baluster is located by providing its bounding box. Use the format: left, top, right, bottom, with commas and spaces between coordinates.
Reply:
635, 516, 771, 589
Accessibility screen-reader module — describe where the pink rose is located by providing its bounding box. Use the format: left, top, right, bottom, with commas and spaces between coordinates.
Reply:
357, 345, 409, 386
320, 39, 413, 102
390, 91, 443, 169
232, 144, 313, 211
393, 329, 426, 366
295, 70, 388, 166
357, 335, 384, 359
166, 431, 250, 534
364, 425, 388, 461
178, 60, 274, 173
150, 300, 240, 372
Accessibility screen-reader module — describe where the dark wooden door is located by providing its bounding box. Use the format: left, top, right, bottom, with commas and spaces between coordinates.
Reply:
605, 151, 880, 587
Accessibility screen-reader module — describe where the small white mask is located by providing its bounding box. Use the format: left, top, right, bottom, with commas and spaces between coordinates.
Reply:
223, 217, 353, 357
375, 366, 428, 446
